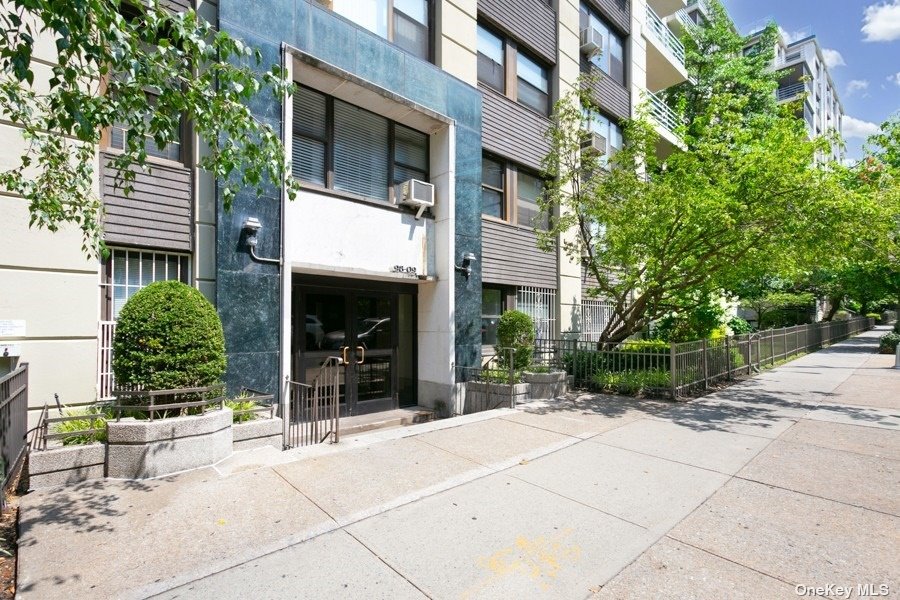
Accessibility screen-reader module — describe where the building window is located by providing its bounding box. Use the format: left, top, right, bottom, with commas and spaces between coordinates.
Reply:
580, 298, 615, 342
516, 286, 556, 339
477, 25, 505, 93
516, 170, 548, 229
477, 22, 553, 116
102, 248, 190, 319
584, 109, 623, 167
108, 104, 182, 162
516, 51, 550, 115
317, 0, 431, 61
579, 3, 626, 86
482, 152, 549, 229
481, 286, 506, 346
481, 155, 506, 219
292, 86, 430, 205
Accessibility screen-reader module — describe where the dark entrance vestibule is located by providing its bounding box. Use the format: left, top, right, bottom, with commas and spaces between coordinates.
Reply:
291, 275, 417, 416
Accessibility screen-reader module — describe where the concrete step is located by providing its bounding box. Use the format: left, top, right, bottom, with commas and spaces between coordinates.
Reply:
339, 407, 435, 437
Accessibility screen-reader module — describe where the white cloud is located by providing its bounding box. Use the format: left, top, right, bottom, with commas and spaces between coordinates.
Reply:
843, 116, 880, 139
821, 48, 846, 68
778, 26, 808, 44
862, 0, 900, 42
888, 72, 900, 86
846, 80, 869, 96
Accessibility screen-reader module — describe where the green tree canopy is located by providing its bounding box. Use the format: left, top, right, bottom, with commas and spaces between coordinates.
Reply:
0, 0, 299, 255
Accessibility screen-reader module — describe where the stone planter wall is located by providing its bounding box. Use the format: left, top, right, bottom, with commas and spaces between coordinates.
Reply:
463, 382, 530, 414
28, 443, 106, 489
106, 408, 233, 479
232, 417, 283, 451
522, 371, 568, 400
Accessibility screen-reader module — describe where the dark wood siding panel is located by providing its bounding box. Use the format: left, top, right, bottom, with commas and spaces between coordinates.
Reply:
581, 61, 631, 120
585, 0, 630, 34
478, 0, 557, 64
101, 153, 193, 252
480, 85, 551, 171
160, 0, 193, 13
482, 218, 557, 288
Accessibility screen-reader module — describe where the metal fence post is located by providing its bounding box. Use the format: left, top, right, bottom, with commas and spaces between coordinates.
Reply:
701, 339, 709, 389
669, 343, 677, 399
507, 348, 516, 409
725, 335, 732, 380
770, 332, 775, 366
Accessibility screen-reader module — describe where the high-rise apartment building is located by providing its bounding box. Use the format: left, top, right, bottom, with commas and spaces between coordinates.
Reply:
1, 0, 704, 423
745, 28, 844, 162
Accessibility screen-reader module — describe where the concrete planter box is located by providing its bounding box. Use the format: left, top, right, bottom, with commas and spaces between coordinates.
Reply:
463, 382, 530, 414
106, 408, 232, 479
28, 443, 106, 489
232, 417, 283, 451
522, 371, 568, 400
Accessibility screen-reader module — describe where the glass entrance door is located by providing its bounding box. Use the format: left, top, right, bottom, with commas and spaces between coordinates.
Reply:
293, 284, 402, 416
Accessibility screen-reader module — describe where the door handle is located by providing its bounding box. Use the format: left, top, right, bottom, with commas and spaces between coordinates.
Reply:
356, 346, 365, 364
341, 346, 349, 365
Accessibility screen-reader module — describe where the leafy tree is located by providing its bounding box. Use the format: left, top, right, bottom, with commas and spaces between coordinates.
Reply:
539, 79, 852, 345
0, 0, 299, 255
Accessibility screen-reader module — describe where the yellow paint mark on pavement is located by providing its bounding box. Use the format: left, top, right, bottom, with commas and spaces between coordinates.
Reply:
464, 529, 582, 597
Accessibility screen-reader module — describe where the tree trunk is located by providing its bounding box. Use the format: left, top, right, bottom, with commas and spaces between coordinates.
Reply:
822, 295, 842, 321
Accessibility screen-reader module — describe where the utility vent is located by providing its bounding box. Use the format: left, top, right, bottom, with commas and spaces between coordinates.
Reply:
397, 179, 435, 219
580, 28, 603, 57
581, 133, 607, 156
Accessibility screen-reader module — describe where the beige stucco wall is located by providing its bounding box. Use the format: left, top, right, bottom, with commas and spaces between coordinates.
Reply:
0, 21, 101, 421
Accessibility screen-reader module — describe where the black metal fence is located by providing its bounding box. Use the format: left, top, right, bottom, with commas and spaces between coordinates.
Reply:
1, 364, 28, 512
533, 317, 874, 399
284, 357, 340, 448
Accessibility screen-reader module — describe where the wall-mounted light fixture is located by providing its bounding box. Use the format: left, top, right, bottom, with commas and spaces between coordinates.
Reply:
455, 252, 477, 279
242, 217, 281, 265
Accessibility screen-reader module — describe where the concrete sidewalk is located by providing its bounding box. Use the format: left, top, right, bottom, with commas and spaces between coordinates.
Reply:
17, 327, 899, 599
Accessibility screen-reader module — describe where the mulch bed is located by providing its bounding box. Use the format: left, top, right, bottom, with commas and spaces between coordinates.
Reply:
0, 493, 18, 600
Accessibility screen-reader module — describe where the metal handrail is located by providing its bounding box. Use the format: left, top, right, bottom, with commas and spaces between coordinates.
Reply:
776, 81, 809, 101
645, 4, 686, 65
645, 89, 681, 133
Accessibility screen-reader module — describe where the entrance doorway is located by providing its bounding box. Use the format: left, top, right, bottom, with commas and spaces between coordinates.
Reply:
292, 276, 417, 416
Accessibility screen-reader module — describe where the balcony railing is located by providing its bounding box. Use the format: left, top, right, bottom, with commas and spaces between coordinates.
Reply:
646, 89, 682, 135
646, 4, 686, 66
776, 81, 810, 102
774, 44, 814, 70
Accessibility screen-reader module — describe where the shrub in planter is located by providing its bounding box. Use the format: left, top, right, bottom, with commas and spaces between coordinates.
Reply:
728, 316, 753, 335
865, 312, 881, 322
879, 333, 900, 354
113, 281, 226, 390
495, 310, 535, 371
894, 320, 900, 334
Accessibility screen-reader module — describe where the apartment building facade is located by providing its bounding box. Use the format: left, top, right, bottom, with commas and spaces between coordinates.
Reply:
745, 29, 844, 162
1, 0, 693, 421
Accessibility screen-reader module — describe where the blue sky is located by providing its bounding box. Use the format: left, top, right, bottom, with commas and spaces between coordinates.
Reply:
721, 0, 900, 160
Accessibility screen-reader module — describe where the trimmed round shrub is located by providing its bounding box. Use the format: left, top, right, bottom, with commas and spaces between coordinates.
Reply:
495, 310, 535, 371
879, 333, 900, 355
113, 281, 226, 390
727, 316, 753, 335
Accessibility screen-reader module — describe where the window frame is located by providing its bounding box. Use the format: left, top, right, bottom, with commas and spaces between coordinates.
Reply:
476, 20, 554, 117
317, 0, 434, 63
100, 248, 191, 321
292, 85, 431, 210
481, 285, 515, 347
104, 94, 185, 166
579, 2, 627, 87
481, 152, 549, 230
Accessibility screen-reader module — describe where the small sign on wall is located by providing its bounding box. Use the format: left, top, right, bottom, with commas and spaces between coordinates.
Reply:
0, 320, 26, 337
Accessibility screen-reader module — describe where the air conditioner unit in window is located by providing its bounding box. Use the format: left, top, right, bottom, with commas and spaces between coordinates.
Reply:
580, 28, 602, 57
581, 132, 607, 156
398, 179, 435, 219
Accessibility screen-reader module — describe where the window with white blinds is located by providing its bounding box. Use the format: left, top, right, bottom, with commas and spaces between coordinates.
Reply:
291, 86, 430, 205
293, 87, 328, 186
334, 100, 390, 200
